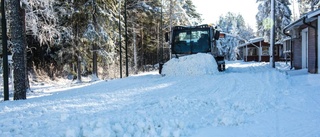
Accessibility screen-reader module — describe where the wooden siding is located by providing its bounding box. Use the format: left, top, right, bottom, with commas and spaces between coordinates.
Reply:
245, 56, 270, 62
290, 21, 318, 73
292, 38, 302, 69
308, 21, 317, 73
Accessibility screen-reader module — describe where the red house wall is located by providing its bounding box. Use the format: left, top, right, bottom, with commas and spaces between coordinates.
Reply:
291, 21, 317, 73
308, 21, 317, 73
292, 38, 302, 69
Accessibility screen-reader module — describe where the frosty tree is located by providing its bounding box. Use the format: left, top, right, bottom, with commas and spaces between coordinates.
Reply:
123, 0, 200, 72
24, 0, 59, 46
161, 0, 199, 26
216, 12, 255, 61
298, 0, 320, 16
4, 0, 204, 85
55, 0, 120, 80
256, 0, 292, 41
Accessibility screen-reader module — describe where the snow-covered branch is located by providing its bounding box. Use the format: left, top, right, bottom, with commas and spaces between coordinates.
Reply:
24, 0, 60, 46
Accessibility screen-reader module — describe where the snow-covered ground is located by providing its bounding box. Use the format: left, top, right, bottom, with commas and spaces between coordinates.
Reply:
0, 53, 320, 137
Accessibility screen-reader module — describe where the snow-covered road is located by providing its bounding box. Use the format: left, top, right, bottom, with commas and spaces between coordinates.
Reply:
0, 54, 319, 137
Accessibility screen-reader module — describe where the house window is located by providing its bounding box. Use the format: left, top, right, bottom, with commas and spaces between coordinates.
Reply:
279, 46, 284, 57
262, 47, 269, 55
285, 40, 291, 52
284, 40, 291, 59
248, 47, 257, 56
274, 46, 278, 56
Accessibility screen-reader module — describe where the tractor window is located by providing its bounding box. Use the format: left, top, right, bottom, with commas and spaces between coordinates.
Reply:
172, 29, 210, 54
172, 31, 191, 54
192, 30, 210, 53
174, 32, 187, 42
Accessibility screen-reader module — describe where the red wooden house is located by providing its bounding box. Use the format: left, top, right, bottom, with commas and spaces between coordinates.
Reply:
237, 37, 284, 62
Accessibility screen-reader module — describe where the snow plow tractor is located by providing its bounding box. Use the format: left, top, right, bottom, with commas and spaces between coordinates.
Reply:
161, 24, 225, 73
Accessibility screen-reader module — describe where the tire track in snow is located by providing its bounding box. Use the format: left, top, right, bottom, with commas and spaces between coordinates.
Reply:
0, 63, 290, 137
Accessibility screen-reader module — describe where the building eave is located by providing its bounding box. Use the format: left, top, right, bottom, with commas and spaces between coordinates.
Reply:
284, 9, 320, 32
237, 37, 264, 48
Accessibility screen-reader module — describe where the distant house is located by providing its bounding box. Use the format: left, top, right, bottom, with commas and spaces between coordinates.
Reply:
237, 37, 283, 62
283, 9, 320, 74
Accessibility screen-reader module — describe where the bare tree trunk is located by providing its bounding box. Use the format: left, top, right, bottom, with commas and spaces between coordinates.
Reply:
131, 16, 137, 74
76, 23, 81, 82
93, 43, 97, 77
140, 28, 145, 72
22, 5, 31, 92
133, 23, 137, 74
92, 0, 98, 78
9, 0, 27, 100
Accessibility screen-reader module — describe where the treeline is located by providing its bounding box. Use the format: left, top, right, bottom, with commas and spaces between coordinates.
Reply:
23, 0, 201, 79
1, 0, 201, 99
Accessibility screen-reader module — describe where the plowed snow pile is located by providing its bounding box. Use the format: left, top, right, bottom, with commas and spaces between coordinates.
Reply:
162, 53, 219, 76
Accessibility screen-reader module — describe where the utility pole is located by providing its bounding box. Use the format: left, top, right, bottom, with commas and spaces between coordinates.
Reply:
270, 0, 275, 68
1, 0, 9, 101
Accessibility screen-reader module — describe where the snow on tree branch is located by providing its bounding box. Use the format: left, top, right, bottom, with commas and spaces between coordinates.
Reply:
83, 23, 98, 42
24, 0, 60, 46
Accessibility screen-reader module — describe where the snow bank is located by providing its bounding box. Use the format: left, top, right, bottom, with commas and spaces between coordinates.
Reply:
162, 53, 219, 76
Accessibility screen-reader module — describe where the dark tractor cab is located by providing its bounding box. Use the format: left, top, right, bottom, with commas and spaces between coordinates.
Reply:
162, 24, 225, 72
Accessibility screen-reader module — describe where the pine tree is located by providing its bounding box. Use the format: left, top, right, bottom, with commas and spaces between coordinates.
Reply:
256, 0, 292, 41
54, 0, 120, 79
217, 12, 255, 60
9, 0, 27, 100
183, 0, 202, 24
298, 0, 320, 16
124, 0, 200, 71
5, 0, 203, 81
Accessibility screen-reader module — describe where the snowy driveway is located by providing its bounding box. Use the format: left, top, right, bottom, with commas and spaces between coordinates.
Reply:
0, 60, 320, 137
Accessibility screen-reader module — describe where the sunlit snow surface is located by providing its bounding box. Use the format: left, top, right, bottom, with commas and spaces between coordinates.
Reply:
162, 53, 219, 76
0, 54, 320, 137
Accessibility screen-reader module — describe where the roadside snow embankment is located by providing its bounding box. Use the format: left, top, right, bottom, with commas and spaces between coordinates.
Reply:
162, 53, 219, 76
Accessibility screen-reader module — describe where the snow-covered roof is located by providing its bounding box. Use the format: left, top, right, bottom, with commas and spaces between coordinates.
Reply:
276, 37, 291, 44
248, 37, 264, 43
284, 8, 320, 31
283, 37, 291, 41
307, 8, 320, 19
237, 37, 264, 48
275, 41, 283, 45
